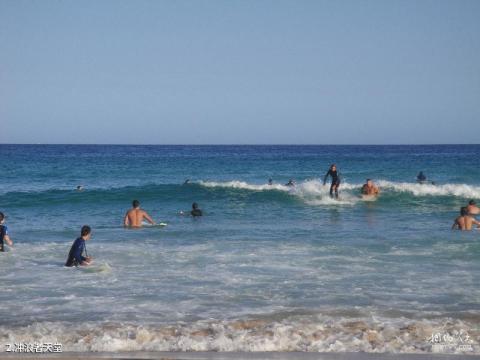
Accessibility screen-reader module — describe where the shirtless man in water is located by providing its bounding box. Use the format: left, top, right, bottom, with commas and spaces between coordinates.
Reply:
124, 200, 155, 227
361, 179, 380, 196
452, 207, 480, 231
467, 200, 480, 215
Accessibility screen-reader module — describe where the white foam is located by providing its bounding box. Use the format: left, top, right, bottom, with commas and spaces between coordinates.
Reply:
199, 181, 291, 192
1, 314, 477, 353
199, 179, 362, 206
378, 180, 480, 199
199, 179, 480, 201
292, 180, 360, 206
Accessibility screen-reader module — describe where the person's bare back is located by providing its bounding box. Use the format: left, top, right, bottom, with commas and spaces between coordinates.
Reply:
124, 200, 155, 228
452, 207, 480, 231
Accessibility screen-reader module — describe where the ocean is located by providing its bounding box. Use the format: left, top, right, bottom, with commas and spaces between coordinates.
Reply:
0, 144, 479, 354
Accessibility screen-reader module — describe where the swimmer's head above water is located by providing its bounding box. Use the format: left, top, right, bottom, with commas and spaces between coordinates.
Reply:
191, 202, 203, 217
132, 200, 140, 209
81, 225, 92, 240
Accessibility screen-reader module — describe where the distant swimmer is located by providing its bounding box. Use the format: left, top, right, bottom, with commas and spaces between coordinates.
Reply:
417, 172, 427, 182
180, 202, 203, 217
124, 200, 155, 228
191, 202, 203, 217
183, 179, 190, 185
323, 164, 341, 199
417, 172, 435, 185
467, 200, 480, 215
76, 185, 84, 191
268, 178, 273, 186
65, 225, 93, 267
285, 179, 295, 187
0, 212, 13, 252
361, 179, 380, 196
452, 207, 480, 231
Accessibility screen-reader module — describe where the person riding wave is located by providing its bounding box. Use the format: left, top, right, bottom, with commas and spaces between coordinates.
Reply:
323, 164, 341, 199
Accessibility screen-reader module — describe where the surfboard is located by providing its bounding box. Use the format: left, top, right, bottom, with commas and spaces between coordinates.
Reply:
361, 194, 377, 202
142, 222, 168, 227
82, 262, 112, 273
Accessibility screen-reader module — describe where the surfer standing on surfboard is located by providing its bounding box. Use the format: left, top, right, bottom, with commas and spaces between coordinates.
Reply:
124, 200, 156, 228
323, 164, 341, 199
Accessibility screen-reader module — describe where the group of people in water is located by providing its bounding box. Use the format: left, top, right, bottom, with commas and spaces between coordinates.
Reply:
279, 164, 379, 198
0, 164, 478, 267
65, 200, 204, 266
0, 199, 203, 267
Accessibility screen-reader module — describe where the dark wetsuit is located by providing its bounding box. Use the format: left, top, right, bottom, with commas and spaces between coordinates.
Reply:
0, 225, 8, 252
191, 209, 203, 217
65, 237, 87, 267
324, 169, 340, 198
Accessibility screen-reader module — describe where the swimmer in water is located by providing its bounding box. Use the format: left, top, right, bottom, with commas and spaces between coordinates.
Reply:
124, 200, 155, 228
452, 207, 480, 231
416, 172, 435, 185
191, 202, 203, 217
285, 179, 295, 187
417, 171, 427, 183
361, 179, 380, 196
0, 212, 13, 252
268, 178, 273, 186
183, 179, 190, 185
323, 164, 341, 199
467, 200, 480, 215
76, 185, 84, 191
180, 202, 203, 216
65, 225, 93, 266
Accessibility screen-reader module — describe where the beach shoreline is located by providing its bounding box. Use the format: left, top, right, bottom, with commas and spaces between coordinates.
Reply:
0, 352, 479, 360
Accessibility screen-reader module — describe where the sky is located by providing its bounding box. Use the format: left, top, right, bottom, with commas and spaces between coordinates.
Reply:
0, 0, 479, 144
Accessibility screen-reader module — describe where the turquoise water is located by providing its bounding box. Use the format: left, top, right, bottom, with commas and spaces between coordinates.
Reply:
0, 145, 479, 353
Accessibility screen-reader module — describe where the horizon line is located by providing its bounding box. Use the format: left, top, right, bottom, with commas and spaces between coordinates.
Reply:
0, 143, 479, 146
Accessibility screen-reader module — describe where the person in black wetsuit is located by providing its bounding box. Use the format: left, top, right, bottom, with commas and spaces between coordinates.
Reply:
0, 212, 13, 252
323, 164, 341, 199
417, 172, 427, 183
65, 225, 93, 267
191, 202, 203, 217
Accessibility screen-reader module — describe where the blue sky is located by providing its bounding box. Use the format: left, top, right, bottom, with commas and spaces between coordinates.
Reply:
1, 0, 479, 144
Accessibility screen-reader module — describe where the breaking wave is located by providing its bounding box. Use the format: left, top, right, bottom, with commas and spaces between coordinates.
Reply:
199, 179, 480, 206
2, 313, 478, 354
